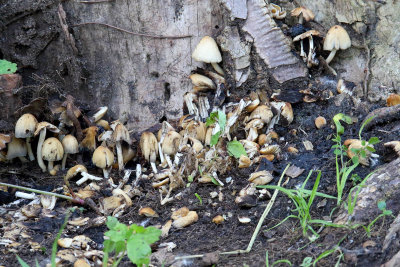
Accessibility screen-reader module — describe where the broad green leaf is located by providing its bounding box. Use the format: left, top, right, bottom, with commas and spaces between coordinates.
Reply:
206, 112, 218, 127
333, 149, 342, 156
377, 201, 386, 211
103, 239, 115, 253
0, 59, 17, 74
368, 137, 380, 145
227, 140, 247, 158
106, 216, 119, 229
366, 146, 375, 152
127, 237, 151, 267
217, 110, 226, 132
114, 240, 126, 255
333, 113, 352, 135
361, 140, 366, 146
210, 131, 220, 146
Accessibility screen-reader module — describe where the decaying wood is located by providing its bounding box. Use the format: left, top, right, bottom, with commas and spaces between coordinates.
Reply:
362, 104, 400, 130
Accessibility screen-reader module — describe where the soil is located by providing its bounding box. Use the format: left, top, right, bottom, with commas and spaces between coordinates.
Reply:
1, 90, 400, 267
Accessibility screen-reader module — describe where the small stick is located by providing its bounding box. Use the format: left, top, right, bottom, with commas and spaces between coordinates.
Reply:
71, 22, 192, 39
174, 164, 291, 261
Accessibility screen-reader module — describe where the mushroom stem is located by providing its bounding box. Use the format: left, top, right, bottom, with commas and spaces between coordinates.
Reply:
61, 153, 68, 170
37, 129, 47, 172
299, 14, 304, 24
211, 62, 224, 76
325, 49, 337, 64
103, 168, 110, 178
116, 141, 124, 171
150, 162, 158, 174
307, 36, 314, 62
76, 172, 103, 185
48, 161, 54, 172
26, 137, 35, 161
300, 40, 306, 59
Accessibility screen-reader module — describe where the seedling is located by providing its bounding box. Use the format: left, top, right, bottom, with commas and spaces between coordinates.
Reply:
0, 59, 17, 74
259, 170, 341, 240
227, 140, 247, 158
265, 250, 292, 266
206, 110, 226, 146
103, 216, 161, 267
362, 201, 394, 237
195, 193, 203, 205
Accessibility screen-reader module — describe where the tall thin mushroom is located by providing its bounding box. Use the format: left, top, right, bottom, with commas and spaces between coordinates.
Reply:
111, 120, 132, 171
15, 113, 38, 161
34, 122, 60, 172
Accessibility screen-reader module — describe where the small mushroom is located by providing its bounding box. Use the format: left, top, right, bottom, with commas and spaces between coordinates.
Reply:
0, 134, 11, 161
245, 119, 264, 142
172, 211, 199, 229
387, 94, 400, 107
139, 131, 158, 173
293, 30, 320, 67
192, 36, 224, 75
291, 6, 314, 24
90, 106, 108, 123
64, 164, 103, 188
212, 215, 224, 224
7, 137, 28, 162
269, 3, 286, 19
248, 170, 274, 185
61, 135, 79, 170
323, 25, 351, 65
189, 74, 216, 91
189, 137, 203, 153
15, 113, 38, 161
42, 137, 64, 172
111, 121, 132, 171
238, 155, 251, 168
287, 146, 299, 154
34, 122, 60, 172
92, 145, 114, 178
249, 105, 274, 124
315, 116, 327, 129
139, 207, 159, 217
162, 131, 182, 156
96, 119, 111, 130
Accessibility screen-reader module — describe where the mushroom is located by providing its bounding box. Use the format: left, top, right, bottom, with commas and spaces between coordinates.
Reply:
42, 137, 64, 172
192, 36, 224, 75
112, 144, 135, 169
248, 170, 274, 185
162, 131, 182, 157
268, 3, 286, 19
7, 137, 28, 162
245, 119, 264, 142
64, 164, 103, 188
80, 126, 98, 152
293, 30, 320, 67
387, 94, 400, 107
96, 119, 111, 130
90, 106, 108, 123
189, 74, 216, 92
291, 6, 315, 24
139, 131, 158, 173
249, 105, 274, 124
323, 25, 351, 65
61, 135, 79, 170
188, 137, 203, 153
34, 122, 60, 172
110, 121, 132, 171
0, 134, 11, 161
92, 145, 114, 178
15, 113, 38, 161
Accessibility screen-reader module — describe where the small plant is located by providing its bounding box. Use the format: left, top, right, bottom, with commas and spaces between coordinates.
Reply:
206, 110, 226, 146
331, 113, 379, 206
227, 140, 247, 158
0, 59, 17, 74
259, 170, 340, 240
103, 216, 161, 267
265, 250, 292, 266
195, 193, 203, 205
361, 201, 394, 237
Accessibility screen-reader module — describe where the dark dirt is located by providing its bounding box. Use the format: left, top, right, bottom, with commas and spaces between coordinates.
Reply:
2, 90, 400, 267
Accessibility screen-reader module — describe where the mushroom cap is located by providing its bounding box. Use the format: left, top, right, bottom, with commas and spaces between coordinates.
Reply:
162, 131, 182, 156
80, 126, 99, 151
192, 36, 222, 63
293, 30, 320, 42
323, 25, 351, 51
189, 74, 216, 89
0, 134, 12, 150
291, 6, 315, 21
139, 132, 158, 163
34, 121, 60, 136
96, 119, 111, 131
65, 164, 88, 180
15, 113, 38, 138
111, 121, 131, 144
92, 146, 114, 168
62, 135, 79, 154
42, 137, 64, 161
249, 105, 274, 124
7, 137, 27, 159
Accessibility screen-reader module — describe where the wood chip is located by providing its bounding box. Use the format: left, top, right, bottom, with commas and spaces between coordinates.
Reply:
285, 165, 305, 178
303, 140, 314, 151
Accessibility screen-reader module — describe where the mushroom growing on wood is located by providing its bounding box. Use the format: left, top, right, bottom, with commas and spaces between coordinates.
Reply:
189, 74, 216, 92
42, 137, 64, 172
61, 135, 79, 170
15, 113, 38, 161
34, 122, 60, 172
139, 131, 158, 173
291, 6, 314, 24
323, 25, 351, 65
7, 137, 28, 162
92, 145, 114, 178
293, 30, 320, 67
111, 121, 132, 171
192, 36, 224, 75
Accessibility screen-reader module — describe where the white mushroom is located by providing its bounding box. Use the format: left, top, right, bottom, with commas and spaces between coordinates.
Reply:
15, 113, 38, 161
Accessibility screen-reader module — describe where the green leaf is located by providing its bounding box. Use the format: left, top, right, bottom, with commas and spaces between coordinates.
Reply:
187, 175, 193, 182
0, 59, 17, 74
333, 113, 352, 135
217, 110, 226, 132
377, 201, 386, 211
103, 239, 115, 253
195, 193, 202, 205
368, 137, 380, 145
383, 210, 393, 216
16, 255, 30, 267
333, 149, 342, 156
206, 112, 218, 127
127, 237, 152, 267
210, 131, 220, 146
360, 150, 366, 158
361, 140, 366, 146
351, 156, 359, 165
227, 140, 247, 158
300, 256, 313, 267
106, 216, 119, 230
366, 146, 375, 152
211, 176, 222, 186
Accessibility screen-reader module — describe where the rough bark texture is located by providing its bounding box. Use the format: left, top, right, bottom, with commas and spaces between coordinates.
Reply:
1, 0, 400, 130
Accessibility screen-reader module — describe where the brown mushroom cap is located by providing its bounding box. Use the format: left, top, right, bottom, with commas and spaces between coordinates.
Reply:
42, 137, 64, 161
62, 135, 79, 154
92, 146, 114, 169
0, 134, 11, 150
80, 126, 99, 151
323, 25, 351, 51
139, 132, 158, 163
15, 113, 38, 138
34, 122, 60, 136
111, 121, 131, 144
291, 6, 315, 22
162, 131, 182, 156
189, 74, 216, 90
293, 30, 320, 42
65, 164, 88, 181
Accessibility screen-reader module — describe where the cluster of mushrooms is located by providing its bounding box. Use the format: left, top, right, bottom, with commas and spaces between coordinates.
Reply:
267, 4, 351, 74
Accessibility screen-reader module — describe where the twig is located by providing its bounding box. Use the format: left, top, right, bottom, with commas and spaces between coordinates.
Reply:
174, 164, 291, 261
71, 22, 192, 39
0, 182, 84, 205
363, 37, 371, 96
